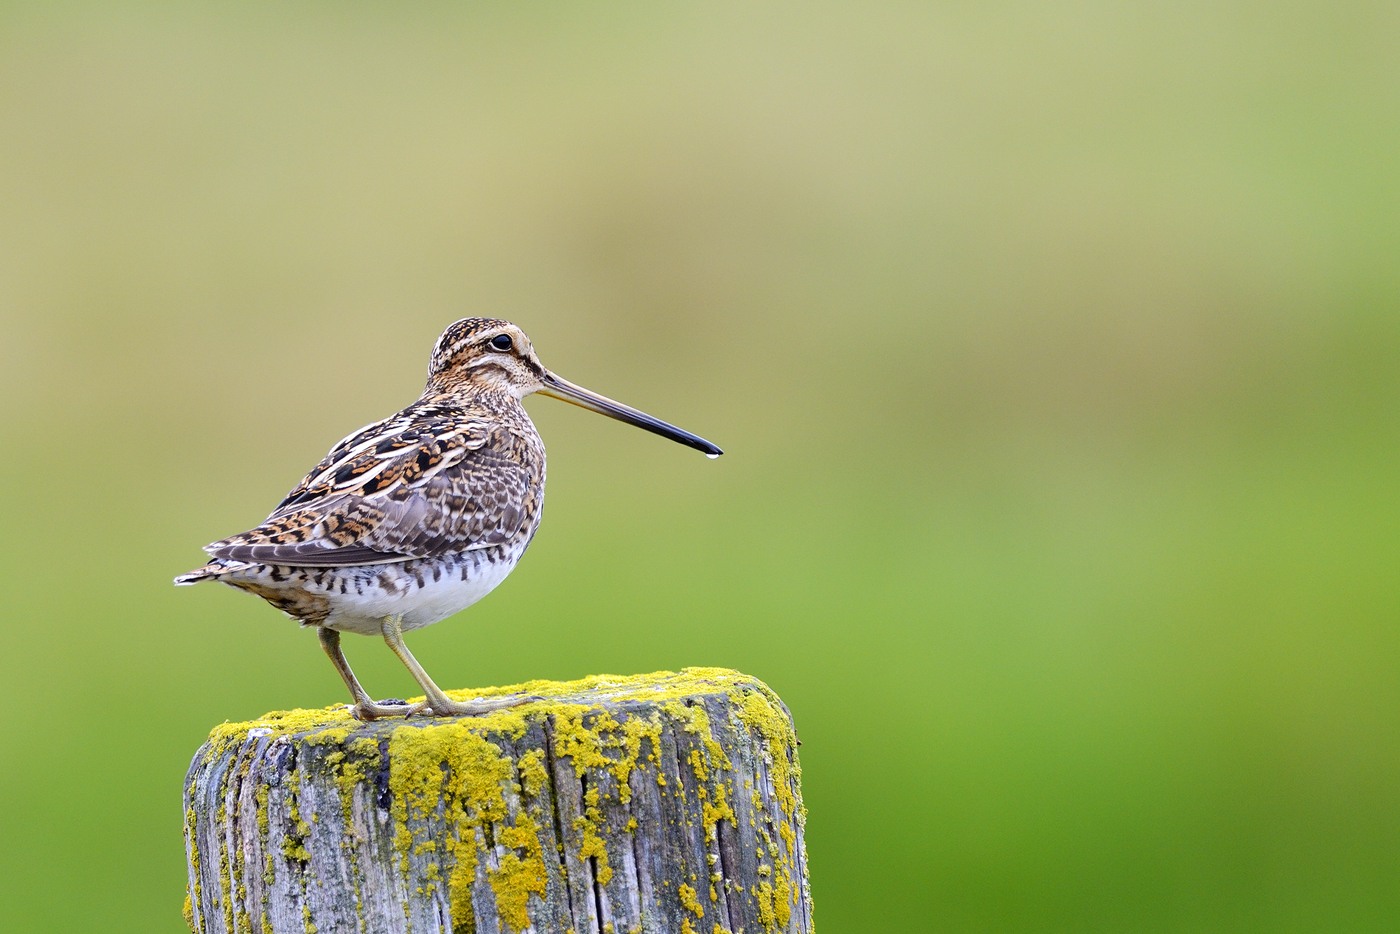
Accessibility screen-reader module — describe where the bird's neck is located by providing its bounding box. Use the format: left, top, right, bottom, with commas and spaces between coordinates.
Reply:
417, 387, 524, 418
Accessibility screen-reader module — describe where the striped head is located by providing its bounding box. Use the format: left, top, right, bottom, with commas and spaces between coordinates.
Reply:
426, 318, 547, 398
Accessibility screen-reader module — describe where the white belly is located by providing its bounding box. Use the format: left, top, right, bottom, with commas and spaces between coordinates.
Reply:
320, 549, 521, 636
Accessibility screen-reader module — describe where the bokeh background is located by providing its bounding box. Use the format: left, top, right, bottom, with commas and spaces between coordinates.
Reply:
2, 3, 1398, 931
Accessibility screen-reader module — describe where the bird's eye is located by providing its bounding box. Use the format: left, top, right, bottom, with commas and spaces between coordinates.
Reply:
489, 334, 514, 352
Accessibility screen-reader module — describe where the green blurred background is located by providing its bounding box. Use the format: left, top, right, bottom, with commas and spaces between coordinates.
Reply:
2, 3, 1398, 931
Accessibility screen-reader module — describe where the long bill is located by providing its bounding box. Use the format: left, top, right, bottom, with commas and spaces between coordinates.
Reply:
538, 372, 723, 457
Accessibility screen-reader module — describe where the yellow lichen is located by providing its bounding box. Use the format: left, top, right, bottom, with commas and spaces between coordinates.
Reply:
255, 784, 270, 836
779, 820, 797, 861
554, 708, 620, 775
664, 700, 733, 774
215, 801, 233, 933
391, 723, 508, 812
282, 771, 311, 862
517, 748, 548, 797
615, 714, 663, 801
490, 852, 539, 928
489, 813, 548, 930
689, 747, 709, 782
448, 827, 478, 932
772, 873, 793, 929
184, 806, 202, 923
734, 691, 798, 820
206, 668, 767, 746
733, 688, 803, 930
575, 784, 613, 885
701, 783, 736, 841
191, 668, 803, 930
386, 718, 546, 931
754, 881, 777, 931
679, 882, 704, 918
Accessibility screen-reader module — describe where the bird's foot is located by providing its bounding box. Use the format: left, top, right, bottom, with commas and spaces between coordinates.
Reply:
349, 698, 428, 721
423, 693, 543, 718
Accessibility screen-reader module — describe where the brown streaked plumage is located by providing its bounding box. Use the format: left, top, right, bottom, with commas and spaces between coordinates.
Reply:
176, 318, 721, 720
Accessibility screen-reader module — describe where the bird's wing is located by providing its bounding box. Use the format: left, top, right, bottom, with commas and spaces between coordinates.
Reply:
204, 410, 535, 567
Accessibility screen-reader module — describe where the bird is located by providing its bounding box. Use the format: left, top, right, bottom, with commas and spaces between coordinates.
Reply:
175, 317, 721, 721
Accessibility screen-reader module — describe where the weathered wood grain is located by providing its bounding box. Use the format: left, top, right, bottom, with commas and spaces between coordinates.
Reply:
184, 668, 810, 934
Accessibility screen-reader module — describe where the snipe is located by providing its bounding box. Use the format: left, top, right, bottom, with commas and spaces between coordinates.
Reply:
176, 318, 721, 720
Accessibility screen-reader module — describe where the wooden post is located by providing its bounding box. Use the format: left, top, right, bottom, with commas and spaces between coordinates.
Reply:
183, 668, 811, 934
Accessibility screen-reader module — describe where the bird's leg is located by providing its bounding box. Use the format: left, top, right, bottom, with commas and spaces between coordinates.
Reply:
317, 626, 426, 721
379, 614, 538, 717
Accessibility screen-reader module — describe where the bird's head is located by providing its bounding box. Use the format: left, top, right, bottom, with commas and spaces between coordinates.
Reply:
426, 317, 722, 456
427, 318, 546, 399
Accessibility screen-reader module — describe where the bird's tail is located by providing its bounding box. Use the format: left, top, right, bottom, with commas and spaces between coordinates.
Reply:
174, 563, 225, 586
